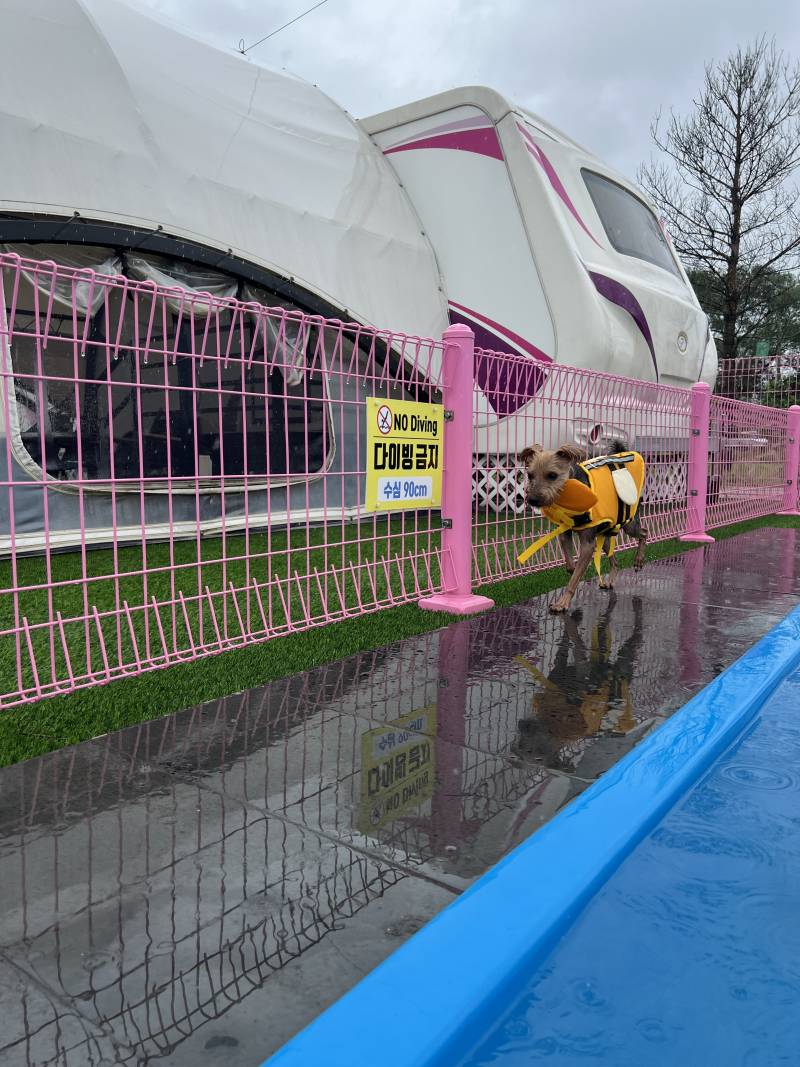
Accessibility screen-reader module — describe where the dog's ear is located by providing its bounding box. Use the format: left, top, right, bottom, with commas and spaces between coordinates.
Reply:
555, 443, 587, 464
518, 445, 542, 465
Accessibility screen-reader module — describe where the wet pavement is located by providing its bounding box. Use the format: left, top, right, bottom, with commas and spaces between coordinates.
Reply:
0, 527, 798, 1066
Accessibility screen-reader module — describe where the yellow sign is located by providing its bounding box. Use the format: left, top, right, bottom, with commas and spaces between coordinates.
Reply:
365, 398, 444, 511
358, 706, 436, 833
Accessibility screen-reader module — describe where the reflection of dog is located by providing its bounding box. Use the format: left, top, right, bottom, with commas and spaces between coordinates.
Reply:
511, 596, 643, 771
519, 442, 648, 613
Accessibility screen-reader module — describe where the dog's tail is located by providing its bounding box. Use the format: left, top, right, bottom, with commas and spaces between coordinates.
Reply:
589, 438, 628, 458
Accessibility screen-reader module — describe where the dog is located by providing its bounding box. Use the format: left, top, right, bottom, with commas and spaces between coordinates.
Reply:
519, 441, 648, 613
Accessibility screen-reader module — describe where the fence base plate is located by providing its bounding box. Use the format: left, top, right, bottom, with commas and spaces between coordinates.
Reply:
418, 593, 495, 616
779, 509, 800, 517
679, 533, 715, 544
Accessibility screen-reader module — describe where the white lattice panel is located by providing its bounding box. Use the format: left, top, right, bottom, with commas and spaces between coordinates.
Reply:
473, 456, 527, 514
642, 455, 687, 504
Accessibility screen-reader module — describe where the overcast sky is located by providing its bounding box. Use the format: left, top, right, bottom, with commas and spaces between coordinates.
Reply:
139, 0, 800, 181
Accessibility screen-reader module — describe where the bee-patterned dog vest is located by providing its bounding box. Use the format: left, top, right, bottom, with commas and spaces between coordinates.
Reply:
517, 451, 646, 574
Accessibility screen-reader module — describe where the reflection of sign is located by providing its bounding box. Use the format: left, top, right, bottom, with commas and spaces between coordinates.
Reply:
365, 398, 444, 511
359, 707, 436, 833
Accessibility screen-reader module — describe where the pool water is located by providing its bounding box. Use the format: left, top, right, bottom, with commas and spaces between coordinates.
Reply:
463, 665, 800, 1066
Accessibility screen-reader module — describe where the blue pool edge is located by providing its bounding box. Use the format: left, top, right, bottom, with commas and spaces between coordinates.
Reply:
263, 604, 800, 1067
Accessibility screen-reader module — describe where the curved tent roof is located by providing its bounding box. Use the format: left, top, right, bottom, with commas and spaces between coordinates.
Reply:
0, 0, 445, 338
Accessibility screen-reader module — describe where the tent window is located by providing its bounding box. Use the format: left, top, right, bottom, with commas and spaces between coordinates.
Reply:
581, 170, 681, 278
3, 246, 330, 489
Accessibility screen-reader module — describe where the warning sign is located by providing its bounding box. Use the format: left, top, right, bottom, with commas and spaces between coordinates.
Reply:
365, 397, 444, 511
358, 706, 436, 834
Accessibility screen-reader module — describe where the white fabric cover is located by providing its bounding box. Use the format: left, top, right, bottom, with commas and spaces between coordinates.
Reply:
0, 0, 445, 342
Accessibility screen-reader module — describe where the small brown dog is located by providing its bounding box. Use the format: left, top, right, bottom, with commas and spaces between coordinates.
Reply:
520, 441, 648, 613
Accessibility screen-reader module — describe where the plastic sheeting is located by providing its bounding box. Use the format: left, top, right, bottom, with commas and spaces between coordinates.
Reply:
125, 254, 238, 315
243, 285, 307, 387
2, 243, 122, 316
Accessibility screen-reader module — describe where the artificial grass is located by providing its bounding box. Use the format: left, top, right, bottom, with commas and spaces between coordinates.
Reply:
1, 512, 797, 767
0, 507, 519, 703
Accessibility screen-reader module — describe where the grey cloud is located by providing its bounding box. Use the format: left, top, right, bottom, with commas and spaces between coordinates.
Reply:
139, 0, 800, 179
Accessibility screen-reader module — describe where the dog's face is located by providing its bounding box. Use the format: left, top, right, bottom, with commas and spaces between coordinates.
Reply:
519, 443, 586, 509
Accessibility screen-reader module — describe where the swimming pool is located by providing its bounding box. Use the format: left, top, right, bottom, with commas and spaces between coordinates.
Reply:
463, 660, 800, 1065
266, 604, 800, 1067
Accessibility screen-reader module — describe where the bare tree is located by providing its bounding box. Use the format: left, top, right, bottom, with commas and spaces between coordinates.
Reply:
639, 38, 800, 359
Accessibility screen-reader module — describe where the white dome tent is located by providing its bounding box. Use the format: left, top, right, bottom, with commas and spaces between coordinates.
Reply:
0, 0, 445, 551
0, 0, 442, 335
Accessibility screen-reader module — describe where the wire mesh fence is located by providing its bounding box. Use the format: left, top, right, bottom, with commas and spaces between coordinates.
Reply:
715, 353, 800, 408
707, 395, 789, 529
0, 253, 797, 710
471, 346, 696, 583
0, 253, 445, 707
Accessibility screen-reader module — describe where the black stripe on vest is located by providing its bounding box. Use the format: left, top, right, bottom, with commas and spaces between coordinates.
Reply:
582, 453, 635, 471
571, 465, 593, 527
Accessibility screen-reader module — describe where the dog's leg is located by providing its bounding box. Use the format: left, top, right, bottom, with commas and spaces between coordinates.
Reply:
550, 538, 595, 613
558, 531, 576, 574
623, 516, 648, 572
598, 536, 617, 590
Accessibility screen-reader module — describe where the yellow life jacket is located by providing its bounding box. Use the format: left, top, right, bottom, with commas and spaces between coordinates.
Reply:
518, 451, 646, 574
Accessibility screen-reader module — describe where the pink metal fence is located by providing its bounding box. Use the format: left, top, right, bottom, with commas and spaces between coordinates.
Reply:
470, 344, 795, 585
706, 393, 792, 529
0, 253, 445, 708
0, 252, 798, 710
715, 353, 800, 408
471, 345, 699, 583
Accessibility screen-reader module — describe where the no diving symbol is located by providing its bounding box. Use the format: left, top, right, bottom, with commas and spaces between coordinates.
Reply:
376, 404, 393, 435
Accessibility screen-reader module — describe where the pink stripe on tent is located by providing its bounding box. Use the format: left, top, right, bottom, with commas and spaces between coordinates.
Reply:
385, 128, 504, 161
383, 114, 493, 152
517, 123, 602, 247
448, 300, 552, 364
447, 300, 552, 416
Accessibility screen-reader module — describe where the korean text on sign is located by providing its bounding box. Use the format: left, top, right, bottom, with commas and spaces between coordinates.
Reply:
365, 398, 444, 511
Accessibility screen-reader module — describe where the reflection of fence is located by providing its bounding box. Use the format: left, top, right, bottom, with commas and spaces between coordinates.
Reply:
1, 253, 798, 709
0, 634, 540, 1064
3, 745, 406, 1064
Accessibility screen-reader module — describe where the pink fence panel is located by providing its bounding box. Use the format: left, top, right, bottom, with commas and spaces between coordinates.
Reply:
707, 395, 789, 529
471, 347, 693, 584
0, 253, 445, 709
2, 251, 798, 713
715, 353, 800, 408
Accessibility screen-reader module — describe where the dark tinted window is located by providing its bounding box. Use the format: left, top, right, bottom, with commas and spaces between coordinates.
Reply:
582, 170, 681, 277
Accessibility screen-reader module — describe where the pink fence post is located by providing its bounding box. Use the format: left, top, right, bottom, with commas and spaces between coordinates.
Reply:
419, 324, 494, 615
779, 405, 800, 516
679, 381, 715, 544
